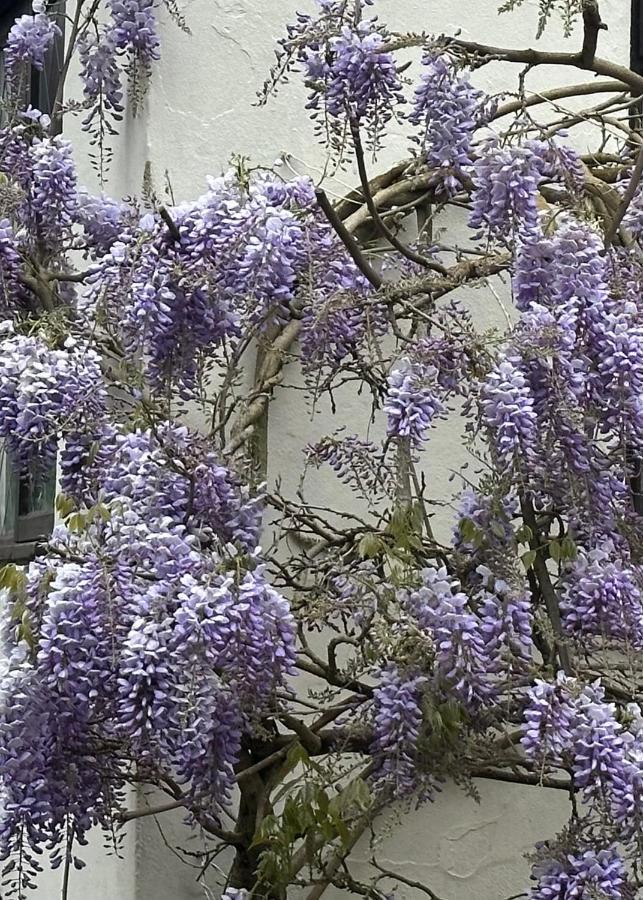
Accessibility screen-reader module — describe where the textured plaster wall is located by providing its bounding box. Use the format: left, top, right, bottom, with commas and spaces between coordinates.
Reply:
31, 1, 629, 897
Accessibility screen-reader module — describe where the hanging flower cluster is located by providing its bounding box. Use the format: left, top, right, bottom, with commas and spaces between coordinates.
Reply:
408, 51, 491, 195
3, 1, 61, 86
0, 330, 106, 469
0, 424, 296, 885
400, 566, 532, 713
384, 360, 445, 448
370, 664, 428, 798
531, 846, 630, 900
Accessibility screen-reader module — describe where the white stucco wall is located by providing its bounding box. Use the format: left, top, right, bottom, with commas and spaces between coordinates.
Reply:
31, 1, 629, 897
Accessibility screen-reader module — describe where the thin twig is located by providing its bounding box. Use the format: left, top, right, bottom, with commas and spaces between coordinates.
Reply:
520, 495, 573, 676
492, 80, 628, 120
382, 36, 643, 95
372, 859, 447, 900
604, 141, 643, 245
159, 206, 181, 242
315, 189, 382, 288
350, 121, 447, 275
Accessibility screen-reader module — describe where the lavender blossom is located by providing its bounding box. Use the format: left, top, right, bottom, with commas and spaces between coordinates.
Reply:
3, 8, 61, 81
108, 0, 160, 63
78, 30, 124, 128
409, 52, 489, 195
403, 567, 500, 710
561, 548, 643, 649
370, 664, 428, 798
470, 140, 547, 241
302, 18, 403, 147
521, 674, 577, 766
531, 847, 629, 900
480, 356, 539, 464
384, 360, 444, 448
0, 331, 106, 469
29, 137, 78, 243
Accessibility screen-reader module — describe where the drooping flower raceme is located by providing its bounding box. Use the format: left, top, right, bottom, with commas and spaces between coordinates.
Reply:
78, 30, 124, 129
480, 356, 539, 464
107, 0, 160, 63
302, 17, 403, 146
3, 6, 61, 83
29, 137, 78, 244
521, 675, 577, 766
530, 847, 630, 900
560, 548, 643, 650
0, 330, 106, 468
408, 52, 489, 195
0, 423, 297, 882
384, 360, 444, 448
370, 664, 428, 798
86, 171, 380, 393
402, 567, 503, 710
470, 140, 552, 242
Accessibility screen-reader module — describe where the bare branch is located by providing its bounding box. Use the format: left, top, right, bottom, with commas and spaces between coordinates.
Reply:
520, 495, 573, 676
604, 141, 643, 245
383, 36, 643, 95
315, 188, 383, 288
581, 0, 607, 67
350, 121, 448, 275
373, 859, 448, 900
492, 80, 628, 121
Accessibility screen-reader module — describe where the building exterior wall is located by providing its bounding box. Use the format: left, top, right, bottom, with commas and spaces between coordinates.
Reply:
30, 0, 630, 897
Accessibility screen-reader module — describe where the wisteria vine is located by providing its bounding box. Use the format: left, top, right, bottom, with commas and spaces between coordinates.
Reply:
1, 0, 643, 898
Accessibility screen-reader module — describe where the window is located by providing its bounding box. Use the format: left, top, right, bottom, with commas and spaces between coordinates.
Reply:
0, 0, 65, 562
0, 454, 56, 560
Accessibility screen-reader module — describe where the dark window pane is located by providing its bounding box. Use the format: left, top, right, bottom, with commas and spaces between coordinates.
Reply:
18, 463, 56, 516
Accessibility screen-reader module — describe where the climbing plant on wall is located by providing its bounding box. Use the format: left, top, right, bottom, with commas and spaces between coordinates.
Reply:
1, 1, 643, 898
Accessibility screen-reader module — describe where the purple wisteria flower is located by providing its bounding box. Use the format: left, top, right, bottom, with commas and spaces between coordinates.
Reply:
29, 137, 78, 243
108, 0, 160, 63
384, 360, 445, 448
480, 356, 539, 464
0, 330, 106, 468
402, 567, 501, 710
531, 847, 630, 900
306, 433, 391, 497
3, 5, 61, 81
408, 52, 489, 195
561, 548, 643, 649
521, 674, 577, 766
0, 420, 297, 878
470, 140, 547, 241
370, 664, 428, 798
78, 30, 124, 128
302, 17, 403, 146
0, 219, 26, 310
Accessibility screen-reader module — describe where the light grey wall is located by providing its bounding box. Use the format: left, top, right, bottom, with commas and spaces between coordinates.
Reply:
31, 1, 628, 897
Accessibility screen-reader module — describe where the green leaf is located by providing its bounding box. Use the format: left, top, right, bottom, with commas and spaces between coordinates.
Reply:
458, 517, 477, 542
0, 564, 18, 591
19, 610, 35, 651
55, 494, 76, 518
549, 539, 562, 563
515, 524, 533, 543
521, 549, 537, 570
96, 502, 111, 522
560, 535, 577, 560
358, 533, 384, 559
68, 512, 87, 534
